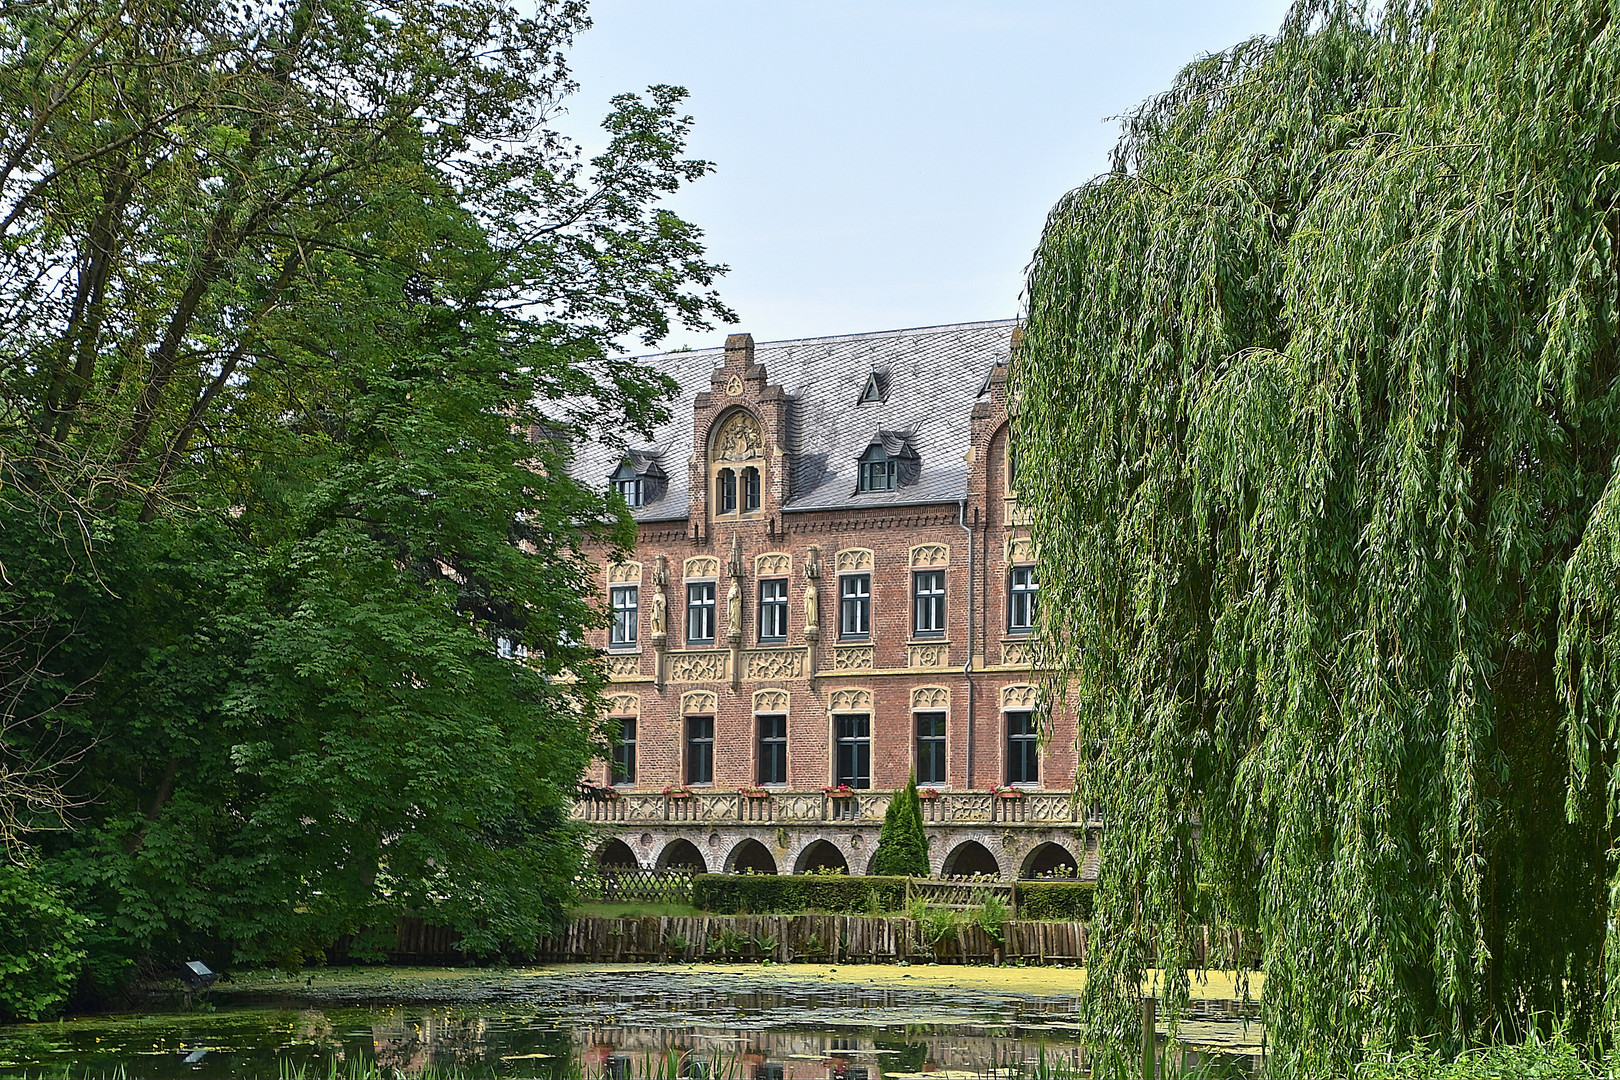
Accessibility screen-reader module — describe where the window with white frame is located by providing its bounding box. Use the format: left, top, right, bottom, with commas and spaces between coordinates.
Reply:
758, 578, 788, 641
839, 574, 870, 639
1007, 710, 1038, 785
913, 569, 945, 636
1008, 565, 1038, 634
687, 580, 716, 644
609, 585, 638, 648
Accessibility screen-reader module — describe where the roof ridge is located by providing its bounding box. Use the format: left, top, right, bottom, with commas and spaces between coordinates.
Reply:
621, 317, 1019, 362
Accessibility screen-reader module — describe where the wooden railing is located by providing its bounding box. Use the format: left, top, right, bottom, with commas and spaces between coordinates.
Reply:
572, 788, 1089, 826
579, 868, 694, 904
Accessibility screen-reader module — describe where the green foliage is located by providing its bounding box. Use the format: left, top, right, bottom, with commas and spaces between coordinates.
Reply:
1014, 882, 1095, 923
905, 898, 961, 948
871, 772, 930, 877
691, 874, 908, 915
1353, 1030, 1618, 1079
0, 0, 729, 987
0, 862, 90, 1021
1019, 0, 1620, 1071
971, 890, 1009, 944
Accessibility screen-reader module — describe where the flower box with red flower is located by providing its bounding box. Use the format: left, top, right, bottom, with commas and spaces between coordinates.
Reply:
992, 786, 1027, 799
822, 784, 855, 797
738, 787, 771, 800
917, 787, 941, 800
663, 785, 694, 800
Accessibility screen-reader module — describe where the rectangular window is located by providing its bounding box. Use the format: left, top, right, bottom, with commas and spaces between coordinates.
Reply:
913, 570, 945, 636
915, 711, 946, 785
758, 578, 788, 641
609, 585, 638, 648
612, 477, 643, 507
839, 574, 870, 639
859, 457, 897, 492
687, 581, 716, 644
1008, 565, 1038, 634
743, 466, 761, 511
757, 714, 787, 785
834, 713, 871, 789
1007, 710, 1038, 785
612, 717, 636, 783
686, 715, 714, 785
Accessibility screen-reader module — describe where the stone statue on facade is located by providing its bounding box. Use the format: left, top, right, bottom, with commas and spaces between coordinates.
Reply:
650, 587, 666, 638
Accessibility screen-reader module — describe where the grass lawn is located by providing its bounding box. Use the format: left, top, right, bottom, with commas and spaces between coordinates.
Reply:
571, 900, 704, 918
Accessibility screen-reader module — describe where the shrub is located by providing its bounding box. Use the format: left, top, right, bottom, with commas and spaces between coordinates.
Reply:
870, 772, 929, 877
0, 863, 90, 1021
1015, 880, 1095, 922
972, 890, 1009, 944
692, 873, 908, 914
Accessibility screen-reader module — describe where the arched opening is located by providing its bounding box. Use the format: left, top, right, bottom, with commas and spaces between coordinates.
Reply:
656, 838, 707, 873
726, 838, 778, 875
1020, 842, 1079, 880
793, 839, 849, 875
595, 838, 639, 872
941, 840, 1001, 879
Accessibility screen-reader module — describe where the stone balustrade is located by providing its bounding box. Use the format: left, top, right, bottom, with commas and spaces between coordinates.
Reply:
572, 788, 1089, 826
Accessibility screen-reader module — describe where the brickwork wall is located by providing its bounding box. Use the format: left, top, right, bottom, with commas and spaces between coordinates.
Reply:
583, 332, 1075, 801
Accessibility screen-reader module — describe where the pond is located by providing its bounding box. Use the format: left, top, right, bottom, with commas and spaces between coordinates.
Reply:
0, 964, 1262, 1079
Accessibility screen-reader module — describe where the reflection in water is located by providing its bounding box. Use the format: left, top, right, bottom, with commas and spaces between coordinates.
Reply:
0, 968, 1257, 1078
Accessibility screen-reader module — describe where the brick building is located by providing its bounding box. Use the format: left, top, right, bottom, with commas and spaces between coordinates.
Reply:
568, 320, 1095, 881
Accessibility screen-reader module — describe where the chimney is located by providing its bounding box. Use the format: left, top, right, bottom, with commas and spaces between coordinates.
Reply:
725, 333, 755, 367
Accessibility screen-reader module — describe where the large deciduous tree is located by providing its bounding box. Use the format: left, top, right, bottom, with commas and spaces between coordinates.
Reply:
0, 0, 729, 989
1017, 0, 1620, 1071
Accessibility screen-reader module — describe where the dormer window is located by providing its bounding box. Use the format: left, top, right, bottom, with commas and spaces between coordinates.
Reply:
611, 463, 646, 507
858, 367, 890, 405
609, 450, 666, 509
858, 448, 897, 492
856, 431, 919, 493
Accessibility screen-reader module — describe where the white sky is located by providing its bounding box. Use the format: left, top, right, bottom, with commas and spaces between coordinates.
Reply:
560, 0, 1296, 348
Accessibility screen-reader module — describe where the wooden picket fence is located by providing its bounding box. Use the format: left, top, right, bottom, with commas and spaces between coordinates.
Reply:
534, 914, 1083, 965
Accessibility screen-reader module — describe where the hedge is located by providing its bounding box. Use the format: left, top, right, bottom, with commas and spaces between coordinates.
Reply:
1012, 881, 1094, 922
692, 874, 910, 914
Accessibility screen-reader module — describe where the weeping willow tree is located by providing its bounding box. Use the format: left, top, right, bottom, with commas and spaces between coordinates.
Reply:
1016, 0, 1620, 1072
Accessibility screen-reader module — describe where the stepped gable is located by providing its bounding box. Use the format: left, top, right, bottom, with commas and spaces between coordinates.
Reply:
565, 319, 1017, 521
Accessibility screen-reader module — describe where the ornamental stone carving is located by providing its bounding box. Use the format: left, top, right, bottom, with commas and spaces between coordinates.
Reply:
1001, 640, 1033, 667
1007, 535, 1036, 565
835, 547, 874, 573
670, 652, 727, 683
909, 543, 949, 568
607, 693, 640, 715
1001, 683, 1038, 710
650, 588, 666, 638
680, 690, 718, 715
912, 686, 949, 710
606, 561, 642, 584
745, 650, 804, 680
908, 642, 949, 668
753, 689, 790, 713
832, 645, 873, 672
827, 687, 873, 712
712, 410, 764, 462
755, 552, 792, 577
607, 654, 641, 678
725, 373, 744, 396
684, 556, 720, 579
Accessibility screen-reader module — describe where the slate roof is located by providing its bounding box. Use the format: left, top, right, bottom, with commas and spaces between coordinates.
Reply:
566, 319, 1017, 522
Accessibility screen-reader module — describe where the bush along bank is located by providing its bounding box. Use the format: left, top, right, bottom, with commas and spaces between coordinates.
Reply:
690, 874, 1095, 920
